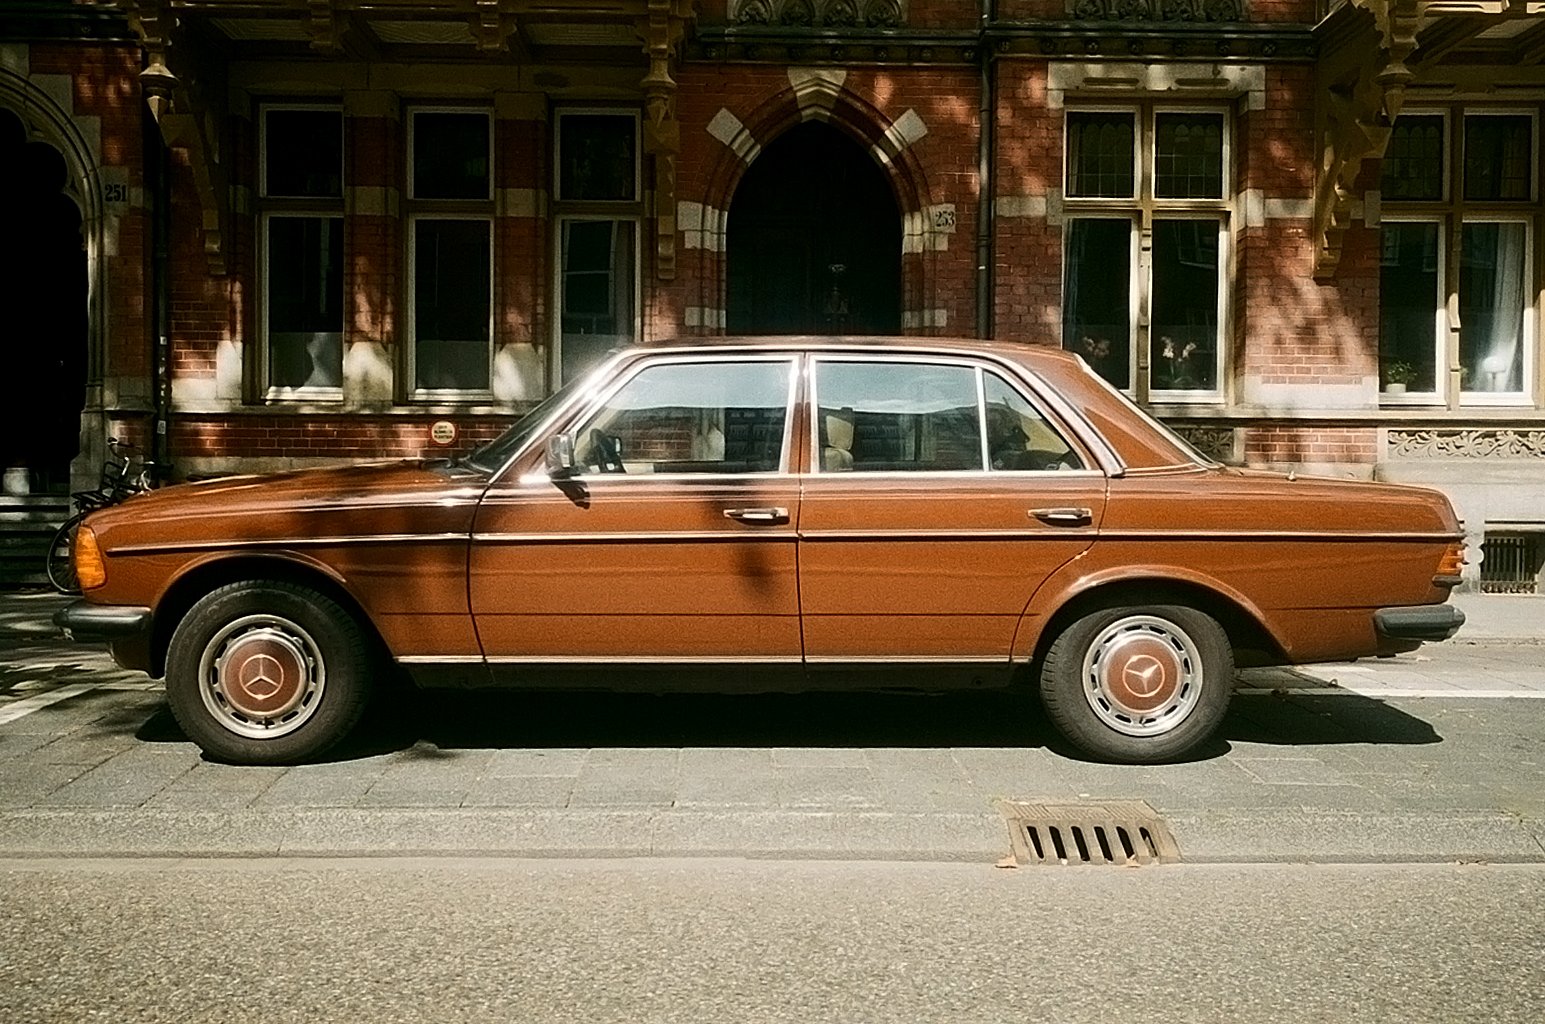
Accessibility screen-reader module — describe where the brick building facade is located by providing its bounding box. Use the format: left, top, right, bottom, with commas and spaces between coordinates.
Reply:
2, 0, 1543, 589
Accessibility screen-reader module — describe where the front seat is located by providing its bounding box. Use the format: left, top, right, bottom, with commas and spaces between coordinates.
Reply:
823, 407, 855, 472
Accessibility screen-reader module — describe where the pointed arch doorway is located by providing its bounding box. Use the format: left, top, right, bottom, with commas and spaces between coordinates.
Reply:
726, 121, 902, 336
0, 107, 87, 495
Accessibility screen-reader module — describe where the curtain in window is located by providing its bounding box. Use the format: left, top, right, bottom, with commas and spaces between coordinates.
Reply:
1460, 222, 1527, 394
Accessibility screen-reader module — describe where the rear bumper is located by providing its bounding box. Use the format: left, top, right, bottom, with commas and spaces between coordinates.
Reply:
53, 601, 152, 643
1374, 603, 1466, 642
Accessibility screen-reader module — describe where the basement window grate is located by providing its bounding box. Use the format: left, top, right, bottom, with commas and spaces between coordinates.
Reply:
1479, 534, 1543, 594
996, 799, 1180, 866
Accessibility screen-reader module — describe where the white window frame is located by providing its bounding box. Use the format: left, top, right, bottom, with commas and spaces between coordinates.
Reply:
407, 213, 496, 401
1150, 108, 1230, 203
553, 107, 642, 203
258, 102, 344, 201
1062, 105, 1139, 202
1377, 215, 1448, 407
1382, 109, 1450, 205
258, 102, 345, 403
1381, 106, 1541, 410
1458, 215, 1535, 407
1461, 108, 1540, 205
1146, 212, 1230, 404
407, 106, 494, 202
552, 213, 643, 386
1062, 103, 1233, 404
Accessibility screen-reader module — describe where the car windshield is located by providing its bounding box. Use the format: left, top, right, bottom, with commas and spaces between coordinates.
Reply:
462, 369, 598, 474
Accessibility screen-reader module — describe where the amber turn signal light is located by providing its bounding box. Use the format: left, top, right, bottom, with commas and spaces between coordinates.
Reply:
74, 525, 107, 590
1434, 542, 1465, 586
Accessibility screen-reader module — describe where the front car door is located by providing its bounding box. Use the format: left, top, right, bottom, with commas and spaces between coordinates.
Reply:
470, 352, 803, 671
797, 352, 1109, 678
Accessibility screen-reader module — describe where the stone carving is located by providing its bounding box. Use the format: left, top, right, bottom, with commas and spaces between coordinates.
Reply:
1067, 0, 1242, 18
1388, 429, 1545, 459
730, 0, 904, 27
1172, 426, 1237, 463
734, 0, 773, 23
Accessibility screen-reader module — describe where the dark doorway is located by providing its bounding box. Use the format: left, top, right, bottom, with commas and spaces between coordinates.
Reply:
0, 108, 87, 494
727, 121, 902, 336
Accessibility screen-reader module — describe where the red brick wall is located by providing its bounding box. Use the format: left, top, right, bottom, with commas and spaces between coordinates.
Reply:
1244, 425, 1378, 466
991, 60, 1060, 345
172, 414, 513, 463
495, 115, 546, 352
346, 115, 401, 351
1243, 66, 1314, 196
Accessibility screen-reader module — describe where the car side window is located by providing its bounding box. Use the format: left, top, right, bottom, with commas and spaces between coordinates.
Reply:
570, 359, 793, 475
983, 371, 1085, 472
815, 361, 983, 473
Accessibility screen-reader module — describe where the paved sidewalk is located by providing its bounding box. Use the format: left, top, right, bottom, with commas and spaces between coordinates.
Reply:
1450, 592, 1545, 642
3, 588, 1544, 864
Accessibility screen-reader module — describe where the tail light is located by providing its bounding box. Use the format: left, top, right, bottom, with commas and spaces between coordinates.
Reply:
1434, 541, 1465, 587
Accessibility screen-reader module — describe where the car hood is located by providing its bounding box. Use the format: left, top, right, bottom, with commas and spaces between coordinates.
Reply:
85, 460, 488, 552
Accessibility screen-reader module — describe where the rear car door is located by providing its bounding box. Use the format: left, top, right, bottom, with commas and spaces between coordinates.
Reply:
797, 353, 1108, 673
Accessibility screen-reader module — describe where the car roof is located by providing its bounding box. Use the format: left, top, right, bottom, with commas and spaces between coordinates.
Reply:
637, 335, 1083, 369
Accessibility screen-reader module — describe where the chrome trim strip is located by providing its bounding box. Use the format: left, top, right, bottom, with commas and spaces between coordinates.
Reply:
799, 529, 1092, 541
1095, 530, 1465, 542
472, 531, 797, 544
487, 469, 1106, 495
484, 655, 805, 665
398, 661, 1007, 670
111, 533, 469, 555
798, 469, 1107, 482
804, 655, 1007, 664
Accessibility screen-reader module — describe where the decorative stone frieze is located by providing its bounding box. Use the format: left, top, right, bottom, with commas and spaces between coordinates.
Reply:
1067, 0, 1244, 21
1388, 429, 1545, 459
1171, 426, 1238, 463
730, 0, 903, 28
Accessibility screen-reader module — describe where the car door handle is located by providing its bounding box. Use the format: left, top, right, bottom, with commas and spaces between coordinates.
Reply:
723, 507, 791, 525
1030, 507, 1093, 526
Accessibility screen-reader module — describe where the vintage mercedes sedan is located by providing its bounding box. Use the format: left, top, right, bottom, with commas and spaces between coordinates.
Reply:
56, 338, 1466, 765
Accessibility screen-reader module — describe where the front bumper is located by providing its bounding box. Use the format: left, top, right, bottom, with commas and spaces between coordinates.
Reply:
1374, 603, 1466, 642
53, 601, 152, 643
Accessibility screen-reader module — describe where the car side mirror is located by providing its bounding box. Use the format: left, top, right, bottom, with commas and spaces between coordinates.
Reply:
545, 434, 575, 478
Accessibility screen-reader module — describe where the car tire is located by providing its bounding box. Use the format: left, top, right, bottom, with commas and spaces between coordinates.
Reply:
165, 581, 374, 766
1039, 603, 1233, 764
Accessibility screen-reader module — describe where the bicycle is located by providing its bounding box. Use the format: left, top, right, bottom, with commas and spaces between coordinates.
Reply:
46, 438, 159, 594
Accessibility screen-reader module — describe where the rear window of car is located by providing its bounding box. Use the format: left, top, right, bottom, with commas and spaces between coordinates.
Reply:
1023, 352, 1208, 470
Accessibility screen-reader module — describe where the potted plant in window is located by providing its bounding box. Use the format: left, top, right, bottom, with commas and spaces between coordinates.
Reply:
1382, 360, 1417, 395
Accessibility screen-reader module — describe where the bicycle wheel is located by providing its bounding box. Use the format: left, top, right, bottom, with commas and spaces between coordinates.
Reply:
46, 512, 86, 594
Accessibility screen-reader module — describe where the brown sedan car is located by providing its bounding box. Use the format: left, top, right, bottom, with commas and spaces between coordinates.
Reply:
57, 338, 1466, 765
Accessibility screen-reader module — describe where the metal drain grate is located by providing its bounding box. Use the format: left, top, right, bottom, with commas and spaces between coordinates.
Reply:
996, 799, 1180, 866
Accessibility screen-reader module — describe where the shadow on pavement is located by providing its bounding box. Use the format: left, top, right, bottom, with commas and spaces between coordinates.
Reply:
121, 684, 1443, 766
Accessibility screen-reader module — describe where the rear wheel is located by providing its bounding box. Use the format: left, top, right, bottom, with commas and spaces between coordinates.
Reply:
1039, 603, 1233, 763
165, 581, 374, 765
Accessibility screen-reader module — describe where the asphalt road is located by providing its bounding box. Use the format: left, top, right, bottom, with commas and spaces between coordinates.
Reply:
3, 858, 1542, 1024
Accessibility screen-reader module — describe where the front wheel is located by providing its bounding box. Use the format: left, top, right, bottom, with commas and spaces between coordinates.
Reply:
1039, 603, 1234, 764
165, 581, 374, 765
